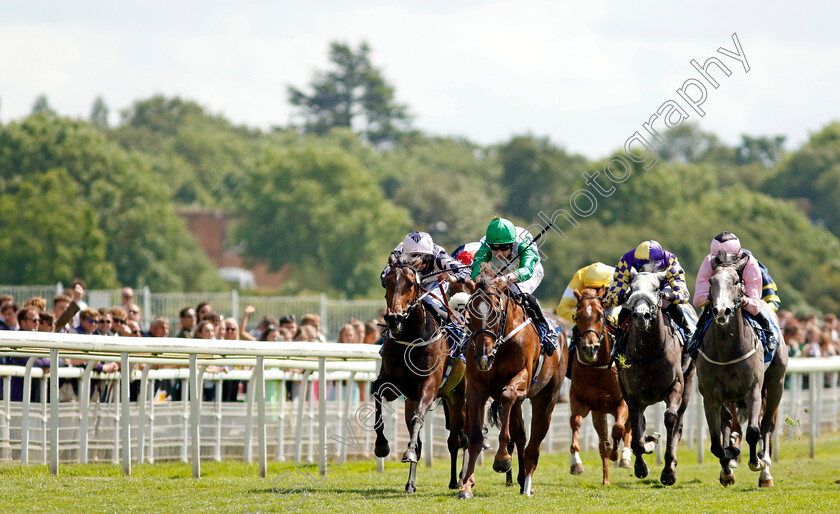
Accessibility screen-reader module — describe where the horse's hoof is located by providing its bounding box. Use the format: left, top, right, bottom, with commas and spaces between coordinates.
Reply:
457, 490, 474, 500
634, 458, 649, 479
570, 463, 584, 475
660, 470, 676, 486
405, 484, 416, 494
506, 470, 513, 486
401, 450, 418, 463
720, 471, 735, 487
759, 478, 774, 488
748, 459, 765, 472
374, 443, 391, 458
493, 458, 512, 473
619, 458, 632, 469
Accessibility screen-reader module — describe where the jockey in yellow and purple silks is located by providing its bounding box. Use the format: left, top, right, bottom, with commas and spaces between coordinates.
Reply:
470, 217, 558, 356
603, 240, 696, 343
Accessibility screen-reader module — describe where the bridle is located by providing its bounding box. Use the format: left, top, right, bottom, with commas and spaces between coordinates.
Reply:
576, 295, 614, 369
469, 289, 509, 358
385, 263, 423, 326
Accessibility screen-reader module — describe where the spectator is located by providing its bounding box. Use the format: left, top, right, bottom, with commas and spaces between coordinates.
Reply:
126, 319, 143, 337
127, 303, 142, 327
149, 316, 170, 338
194, 320, 215, 340
98, 308, 114, 335
299, 314, 325, 342
69, 278, 88, 311
351, 318, 365, 343
5, 307, 49, 401
363, 321, 380, 345
1, 301, 19, 330
196, 302, 213, 321
279, 315, 297, 338
294, 325, 319, 342
52, 294, 73, 332
783, 323, 803, 358
260, 324, 283, 342
177, 307, 197, 338
77, 308, 100, 335
0, 294, 13, 307
238, 306, 258, 341
201, 312, 224, 339
194, 320, 224, 400
802, 326, 823, 357
38, 311, 56, 332
337, 324, 356, 343
823, 314, 838, 345
221, 318, 240, 402
110, 307, 128, 336
23, 297, 46, 311
120, 287, 135, 311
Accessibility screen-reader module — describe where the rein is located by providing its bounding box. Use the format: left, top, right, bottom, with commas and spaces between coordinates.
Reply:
699, 264, 757, 366
470, 288, 533, 359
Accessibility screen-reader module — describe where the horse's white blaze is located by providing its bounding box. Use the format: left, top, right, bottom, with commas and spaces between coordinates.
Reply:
586, 304, 592, 317
523, 473, 532, 496
570, 451, 582, 466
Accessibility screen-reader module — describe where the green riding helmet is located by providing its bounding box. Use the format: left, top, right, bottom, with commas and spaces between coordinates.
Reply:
485, 217, 516, 245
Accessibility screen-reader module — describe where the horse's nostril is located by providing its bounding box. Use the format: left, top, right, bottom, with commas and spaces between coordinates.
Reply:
724, 308, 732, 317
644, 312, 651, 320
712, 308, 719, 317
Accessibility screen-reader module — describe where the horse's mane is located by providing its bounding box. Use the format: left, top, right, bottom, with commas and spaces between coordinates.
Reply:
475, 262, 496, 290
641, 262, 662, 273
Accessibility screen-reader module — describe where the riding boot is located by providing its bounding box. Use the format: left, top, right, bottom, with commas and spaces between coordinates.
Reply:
520, 293, 557, 356
567, 325, 580, 379
665, 303, 695, 345
426, 300, 450, 324
687, 307, 712, 359
752, 307, 780, 354
613, 307, 631, 356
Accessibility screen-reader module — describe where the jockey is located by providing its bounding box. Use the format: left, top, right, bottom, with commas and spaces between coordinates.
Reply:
688, 231, 780, 355
381, 231, 470, 323
603, 240, 696, 344
556, 262, 620, 348
470, 217, 558, 356
451, 241, 482, 267
741, 249, 781, 311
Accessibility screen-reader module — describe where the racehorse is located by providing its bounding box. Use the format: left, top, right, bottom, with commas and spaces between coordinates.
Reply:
569, 287, 632, 485
457, 263, 567, 499
372, 253, 468, 493
695, 251, 788, 487
618, 270, 695, 486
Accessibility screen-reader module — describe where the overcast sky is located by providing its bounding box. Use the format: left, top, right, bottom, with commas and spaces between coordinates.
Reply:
0, 1, 836, 158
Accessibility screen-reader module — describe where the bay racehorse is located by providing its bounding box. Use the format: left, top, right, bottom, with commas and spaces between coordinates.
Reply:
569, 287, 632, 485
457, 264, 567, 499
696, 251, 788, 487
618, 270, 695, 486
372, 253, 467, 493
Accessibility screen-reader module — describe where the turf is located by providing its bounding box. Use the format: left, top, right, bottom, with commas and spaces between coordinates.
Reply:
2, 433, 839, 513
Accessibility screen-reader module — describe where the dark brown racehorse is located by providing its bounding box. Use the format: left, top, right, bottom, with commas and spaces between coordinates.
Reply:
696, 251, 787, 487
569, 287, 632, 485
618, 270, 695, 486
457, 264, 567, 499
372, 253, 467, 493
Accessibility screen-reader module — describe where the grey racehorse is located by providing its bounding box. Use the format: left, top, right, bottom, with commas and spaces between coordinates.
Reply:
618, 270, 695, 486
696, 251, 788, 487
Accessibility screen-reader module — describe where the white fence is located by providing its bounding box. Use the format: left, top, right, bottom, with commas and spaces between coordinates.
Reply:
1, 330, 839, 478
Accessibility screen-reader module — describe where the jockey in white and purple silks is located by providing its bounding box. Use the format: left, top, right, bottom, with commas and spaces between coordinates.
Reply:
689, 231, 780, 355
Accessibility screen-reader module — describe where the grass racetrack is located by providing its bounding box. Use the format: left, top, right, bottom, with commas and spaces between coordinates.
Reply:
2, 432, 839, 512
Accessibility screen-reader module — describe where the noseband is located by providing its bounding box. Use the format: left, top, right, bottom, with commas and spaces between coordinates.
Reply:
578, 295, 606, 344
387, 263, 423, 322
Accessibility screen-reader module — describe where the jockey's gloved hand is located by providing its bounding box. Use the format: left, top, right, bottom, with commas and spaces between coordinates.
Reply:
663, 291, 677, 303
607, 315, 619, 326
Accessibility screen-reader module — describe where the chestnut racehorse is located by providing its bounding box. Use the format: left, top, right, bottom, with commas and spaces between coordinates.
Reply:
372, 253, 467, 493
457, 265, 567, 499
569, 287, 632, 485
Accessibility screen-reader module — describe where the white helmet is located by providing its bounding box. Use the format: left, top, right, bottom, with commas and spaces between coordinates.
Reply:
449, 292, 470, 313
402, 231, 435, 256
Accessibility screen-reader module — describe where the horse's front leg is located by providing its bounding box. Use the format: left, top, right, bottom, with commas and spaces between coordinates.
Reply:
660, 380, 684, 486
703, 398, 734, 486
494, 373, 528, 473
592, 412, 611, 485
372, 378, 394, 458
615, 399, 633, 468
457, 389, 487, 500
745, 385, 765, 473
569, 396, 588, 475
444, 381, 467, 490
627, 399, 650, 479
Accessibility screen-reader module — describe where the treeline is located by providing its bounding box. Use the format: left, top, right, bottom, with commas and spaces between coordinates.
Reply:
1, 42, 840, 314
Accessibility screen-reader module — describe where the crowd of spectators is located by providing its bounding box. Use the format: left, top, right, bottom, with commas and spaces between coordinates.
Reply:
777, 310, 839, 358
0, 280, 386, 404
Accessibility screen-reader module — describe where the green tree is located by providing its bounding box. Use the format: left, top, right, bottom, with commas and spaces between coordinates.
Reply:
90, 96, 110, 130
0, 168, 118, 286
235, 143, 410, 296
31, 94, 55, 116
0, 114, 224, 291
288, 42, 411, 145
736, 135, 785, 168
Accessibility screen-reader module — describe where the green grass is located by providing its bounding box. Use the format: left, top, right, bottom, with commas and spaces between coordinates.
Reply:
2, 433, 840, 513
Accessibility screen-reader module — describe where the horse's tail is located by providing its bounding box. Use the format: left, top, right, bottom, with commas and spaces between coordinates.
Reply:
487, 400, 503, 429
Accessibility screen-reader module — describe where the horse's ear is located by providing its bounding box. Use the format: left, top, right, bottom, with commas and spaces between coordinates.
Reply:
388, 252, 399, 266
596, 286, 606, 298
629, 268, 638, 279
655, 271, 667, 282
573, 289, 582, 301
711, 249, 726, 270
736, 253, 750, 272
